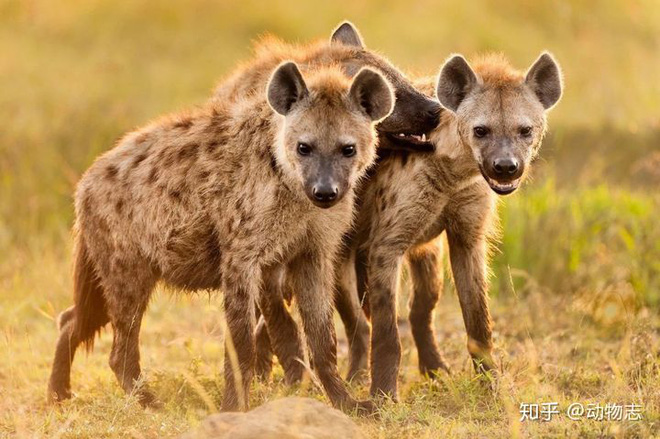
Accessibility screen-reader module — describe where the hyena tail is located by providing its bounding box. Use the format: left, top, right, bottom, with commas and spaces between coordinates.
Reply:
71, 237, 109, 351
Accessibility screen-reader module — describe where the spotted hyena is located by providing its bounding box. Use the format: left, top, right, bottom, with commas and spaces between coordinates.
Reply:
47, 60, 394, 413
257, 52, 563, 399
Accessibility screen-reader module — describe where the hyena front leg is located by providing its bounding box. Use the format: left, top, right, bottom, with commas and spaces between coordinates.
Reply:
367, 199, 435, 400
290, 251, 374, 414
367, 243, 405, 400
221, 268, 258, 412
334, 252, 370, 381
446, 231, 495, 374
257, 265, 305, 385
407, 242, 450, 376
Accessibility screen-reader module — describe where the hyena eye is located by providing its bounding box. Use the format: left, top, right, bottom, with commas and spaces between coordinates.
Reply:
341, 144, 356, 158
520, 126, 533, 137
473, 126, 490, 138
297, 142, 312, 156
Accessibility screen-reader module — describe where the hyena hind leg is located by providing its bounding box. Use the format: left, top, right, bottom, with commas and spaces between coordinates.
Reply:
408, 243, 450, 377
258, 266, 305, 386
48, 307, 82, 402
254, 315, 274, 381
105, 273, 159, 407
48, 240, 110, 403
334, 253, 370, 382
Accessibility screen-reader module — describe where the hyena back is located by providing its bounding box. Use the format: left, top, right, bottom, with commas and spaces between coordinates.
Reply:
214, 21, 441, 153
47, 61, 394, 414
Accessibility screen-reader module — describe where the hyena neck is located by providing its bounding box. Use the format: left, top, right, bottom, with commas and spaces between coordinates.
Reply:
430, 112, 481, 181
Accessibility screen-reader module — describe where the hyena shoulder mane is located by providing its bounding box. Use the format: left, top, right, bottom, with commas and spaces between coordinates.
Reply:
237, 35, 359, 76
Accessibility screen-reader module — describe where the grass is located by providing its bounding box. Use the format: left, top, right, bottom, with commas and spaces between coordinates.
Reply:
1, 0, 659, 437
2, 223, 659, 437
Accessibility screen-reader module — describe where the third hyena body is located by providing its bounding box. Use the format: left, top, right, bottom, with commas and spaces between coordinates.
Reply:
47, 62, 394, 413
259, 53, 563, 399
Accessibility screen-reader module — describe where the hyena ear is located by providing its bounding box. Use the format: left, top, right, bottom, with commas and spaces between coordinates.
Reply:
525, 52, 563, 110
267, 62, 309, 116
436, 55, 478, 113
349, 68, 394, 122
330, 21, 364, 48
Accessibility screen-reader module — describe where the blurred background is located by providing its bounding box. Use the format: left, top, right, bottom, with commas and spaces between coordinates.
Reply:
1, 1, 659, 436
1, 0, 658, 308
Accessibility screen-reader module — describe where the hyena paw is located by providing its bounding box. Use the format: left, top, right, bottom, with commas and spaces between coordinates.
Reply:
47, 383, 72, 403
369, 382, 399, 404
419, 356, 451, 378
283, 361, 304, 386
472, 354, 497, 376
355, 399, 378, 417
340, 398, 378, 417
137, 389, 163, 409
255, 357, 273, 382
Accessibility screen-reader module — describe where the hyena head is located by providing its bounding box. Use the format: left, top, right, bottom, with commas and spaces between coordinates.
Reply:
331, 22, 441, 151
267, 61, 394, 208
437, 52, 563, 195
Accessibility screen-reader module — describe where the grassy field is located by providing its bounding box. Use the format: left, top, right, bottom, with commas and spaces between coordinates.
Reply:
1, 0, 659, 437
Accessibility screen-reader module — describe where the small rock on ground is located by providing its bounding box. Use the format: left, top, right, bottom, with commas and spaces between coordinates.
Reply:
181, 397, 363, 439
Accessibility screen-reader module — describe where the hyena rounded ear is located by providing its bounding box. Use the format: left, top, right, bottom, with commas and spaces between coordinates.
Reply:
349, 68, 394, 122
525, 52, 563, 110
436, 55, 478, 113
267, 61, 309, 116
330, 21, 365, 48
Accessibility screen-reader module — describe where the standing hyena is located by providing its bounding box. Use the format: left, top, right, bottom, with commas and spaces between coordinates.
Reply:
258, 52, 563, 399
208, 21, 443, 384
47, 61, 394, 413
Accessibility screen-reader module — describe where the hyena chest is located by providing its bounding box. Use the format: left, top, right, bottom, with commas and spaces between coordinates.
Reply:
415, 212, 448, 246
160, 185, 311, 291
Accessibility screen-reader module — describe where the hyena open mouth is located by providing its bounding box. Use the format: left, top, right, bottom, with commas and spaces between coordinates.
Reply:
479, 167, 521, 195
386, 132, 433, 150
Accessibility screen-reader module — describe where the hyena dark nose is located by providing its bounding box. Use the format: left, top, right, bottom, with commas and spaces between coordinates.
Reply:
312, 184, 339, 203
493, 158, 519, 176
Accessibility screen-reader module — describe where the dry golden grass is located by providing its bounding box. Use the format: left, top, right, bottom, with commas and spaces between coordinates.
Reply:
1, 242, 658, 438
